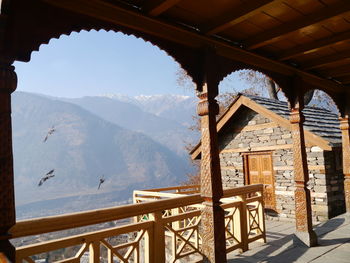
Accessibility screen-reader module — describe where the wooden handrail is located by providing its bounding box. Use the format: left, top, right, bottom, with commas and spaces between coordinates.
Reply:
134, 190, 187, 198
222, 184, 263, 198
10, 194, 202, 239
139, 184, 200, 192
10, 184, 263, 239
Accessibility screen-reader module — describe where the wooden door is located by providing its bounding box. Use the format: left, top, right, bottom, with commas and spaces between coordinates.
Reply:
246, 153, 276, 210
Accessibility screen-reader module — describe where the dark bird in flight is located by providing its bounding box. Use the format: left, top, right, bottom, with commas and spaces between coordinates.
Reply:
43, 125, 56, 142
38, 169, 55, 186
98, 176, 105, 190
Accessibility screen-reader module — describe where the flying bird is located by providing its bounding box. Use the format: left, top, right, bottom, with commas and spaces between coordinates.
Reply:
98, 176, 105, 190
38, 169, 55, 186
43, 125, 56, 142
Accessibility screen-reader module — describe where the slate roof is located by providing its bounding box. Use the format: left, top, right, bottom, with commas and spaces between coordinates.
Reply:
244, 94, 342, 146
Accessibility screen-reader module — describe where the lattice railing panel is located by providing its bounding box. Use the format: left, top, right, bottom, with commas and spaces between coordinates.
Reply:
223, 204, 242, 253
164, 212, 202, 263
246, 195, 266, 243
12, 184, 265, 263
15, 222, 153, 263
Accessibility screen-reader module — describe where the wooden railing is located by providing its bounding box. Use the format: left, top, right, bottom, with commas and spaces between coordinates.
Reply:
9, 184, 265, 263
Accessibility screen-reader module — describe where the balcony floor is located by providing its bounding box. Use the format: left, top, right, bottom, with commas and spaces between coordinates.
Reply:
228, 214, 350, 263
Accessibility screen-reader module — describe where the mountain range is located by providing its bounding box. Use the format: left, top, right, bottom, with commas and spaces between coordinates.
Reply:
12, 92, 198, 218
63, 95, 197, 155
102, 94, 197, 127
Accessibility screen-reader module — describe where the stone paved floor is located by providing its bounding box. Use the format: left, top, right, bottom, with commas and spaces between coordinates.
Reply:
227, 213, 350, 263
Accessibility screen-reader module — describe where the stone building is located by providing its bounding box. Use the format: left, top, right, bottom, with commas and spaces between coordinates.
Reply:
191, 94, 345, 222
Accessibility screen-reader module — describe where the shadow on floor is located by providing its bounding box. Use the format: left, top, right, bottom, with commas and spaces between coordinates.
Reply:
228, 215, 349, 263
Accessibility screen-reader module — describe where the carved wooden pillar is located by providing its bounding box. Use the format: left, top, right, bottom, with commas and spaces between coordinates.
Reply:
290, 103, 317, 247
0, 61, 17, 262
339, 116, 350, 212
197, 82, 227, 262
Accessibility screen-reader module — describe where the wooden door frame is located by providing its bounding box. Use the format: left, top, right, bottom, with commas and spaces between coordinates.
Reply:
242, 151, 276, 210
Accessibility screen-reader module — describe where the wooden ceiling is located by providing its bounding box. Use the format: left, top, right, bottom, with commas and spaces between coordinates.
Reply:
4, 0, 350, 95
137, 0, 350, 87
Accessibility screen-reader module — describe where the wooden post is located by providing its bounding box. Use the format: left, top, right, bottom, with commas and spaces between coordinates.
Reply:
144, 225, 152, 263
290, 104, 318, 247
0, 61, 17, 262
197, 81, 227, 262
238, 196, 249, 252
148, 211, 165, 263
339, 116, 350, 213
89, 241, 100, 262
257, 190, 267, 243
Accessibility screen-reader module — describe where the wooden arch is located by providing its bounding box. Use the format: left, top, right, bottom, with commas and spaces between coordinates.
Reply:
1, 0, 210, 87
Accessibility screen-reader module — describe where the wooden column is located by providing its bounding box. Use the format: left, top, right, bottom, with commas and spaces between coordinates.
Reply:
290, 104, 318, 247
339, 116, 350, 213
197, 82, 227, 262
0, 61, 17, 262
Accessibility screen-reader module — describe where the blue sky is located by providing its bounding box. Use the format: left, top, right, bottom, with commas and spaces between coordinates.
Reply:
14, 30, 247, 98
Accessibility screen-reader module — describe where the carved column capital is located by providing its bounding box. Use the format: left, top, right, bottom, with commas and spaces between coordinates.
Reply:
290, 108, 304, 124
339, 116, 349, 131
197, 92, 219, 117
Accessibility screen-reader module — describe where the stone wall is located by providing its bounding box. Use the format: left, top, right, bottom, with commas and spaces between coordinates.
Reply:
218, 107, 345, 222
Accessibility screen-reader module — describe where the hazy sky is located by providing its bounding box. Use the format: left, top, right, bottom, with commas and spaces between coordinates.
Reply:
14, 30, 247, 98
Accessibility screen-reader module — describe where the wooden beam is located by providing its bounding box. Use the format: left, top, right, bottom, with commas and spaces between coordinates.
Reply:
336, 75, 350, 84
244, 1, 350, 50
142, 0, 181, 17
231, 122, 279, 133
273, 165, 326, 171
221, 165, 243, 170
302, 50, 350, 70
202, 0, 277, 35
220, 144, 294, 153
42, 0, 345, 94
278, 30, 350, 61
318, 63, 350, 78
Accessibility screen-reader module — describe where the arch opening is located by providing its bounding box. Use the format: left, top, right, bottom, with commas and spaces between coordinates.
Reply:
12, 30, 198, 219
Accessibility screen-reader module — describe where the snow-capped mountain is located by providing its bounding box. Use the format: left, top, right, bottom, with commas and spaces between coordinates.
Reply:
100, 94, 197, 127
